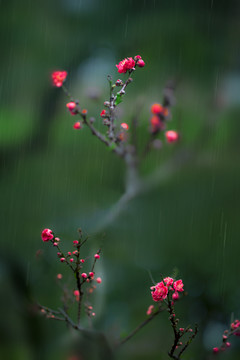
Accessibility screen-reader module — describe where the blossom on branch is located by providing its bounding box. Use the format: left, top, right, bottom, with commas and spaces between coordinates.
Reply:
121, 123, 129, 130
116, 57, 135, 74
150, 115, 165, 133
66, 102, 77, 115
151, 281, 168, 302
73, 122, 81, 130
165, 130, 179, 143
173, 279, 184, 292
52, 71, 67, 87
41, 228, 54, 242
151, 103, 168, 117
164, 277, 174, 286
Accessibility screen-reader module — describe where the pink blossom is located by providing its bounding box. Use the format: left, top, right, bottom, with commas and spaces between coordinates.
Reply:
73, 290, 80, 301
52, 71, 67, 87
150, 115, 164, 133
73, 240, 79, 245
66, 102, 76, 111
213, 347, 219, 353
173, 279, 184, 292
151, 103, 163, 115
69, 258, 74, 263
172, 292, 179, 300
151, 281, 168, 302
41, 228, 54, 242
137, 59, 145, 67
60, 257, 65, 262
100, 110, 106, 117
165, 130, 179, 143
121, 123, 129, 130
57, 273, 62, 280
146, 305, 154, 315
73, 122, 81, 130
231, 319, 240, 330
96, 277, 102, 284
81, 273, 87, 278
116, 57, 135, 74
164, 277, 174, 286
80, 259, 85, 263
94, 254, 100, 259
66, 102, 77, 115
89, 272, 94, 278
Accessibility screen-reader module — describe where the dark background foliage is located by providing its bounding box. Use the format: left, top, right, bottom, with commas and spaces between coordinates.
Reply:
1, 0, 240, 359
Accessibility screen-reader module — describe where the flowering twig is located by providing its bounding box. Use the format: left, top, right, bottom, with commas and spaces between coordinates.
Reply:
213, 318, 240, 354
45, 61, 201, 360
51, 58, 182, 229
39, 229, 102, 328
150, 276, 198, 359
166, 293, 198, 359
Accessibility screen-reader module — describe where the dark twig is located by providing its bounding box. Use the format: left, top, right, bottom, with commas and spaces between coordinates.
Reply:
178, 325, 198, 358
117, 305, 164, 347
167, 293, 198, 359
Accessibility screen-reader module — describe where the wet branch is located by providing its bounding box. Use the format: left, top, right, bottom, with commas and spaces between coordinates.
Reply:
117, 305, 164, 347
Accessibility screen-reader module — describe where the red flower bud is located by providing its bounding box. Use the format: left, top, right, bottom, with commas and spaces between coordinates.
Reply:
165, 130, 179, 143
121, 123, 129, 130
73, 122, 81, 130
137, 59, 145, 67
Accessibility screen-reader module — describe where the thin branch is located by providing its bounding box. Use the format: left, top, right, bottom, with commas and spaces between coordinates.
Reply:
55, 242, 75, 272
178, 325, 198, 358
62, 84, 72, 99
38, 303, 61, 315
92, 148, 193, 233
90, 248, 101, 273
58, 307, 85, 331
117, 306, 164, 347
83, 116, 111, 147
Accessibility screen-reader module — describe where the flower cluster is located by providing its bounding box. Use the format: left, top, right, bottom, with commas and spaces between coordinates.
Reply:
51, 71, 67, 87
40, 228, 102, 321
213, 319, 240, 354
151, 277, 184, 302
51, 55, 146, 135
50, 54, 179, 162
116, 55, 145, 74
231, 319, 240, 336
147, 276, 197, 358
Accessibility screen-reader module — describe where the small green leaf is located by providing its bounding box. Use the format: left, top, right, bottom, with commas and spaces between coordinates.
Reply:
115, 93, 123, 106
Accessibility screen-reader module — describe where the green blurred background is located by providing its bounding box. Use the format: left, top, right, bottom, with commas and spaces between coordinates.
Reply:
1, 0, 240, 359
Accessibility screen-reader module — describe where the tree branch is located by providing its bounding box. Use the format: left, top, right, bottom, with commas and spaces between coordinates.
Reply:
116, 306, 164, 347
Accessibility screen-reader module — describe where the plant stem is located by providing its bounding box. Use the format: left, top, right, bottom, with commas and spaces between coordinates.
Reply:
117, 306, 164, 347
